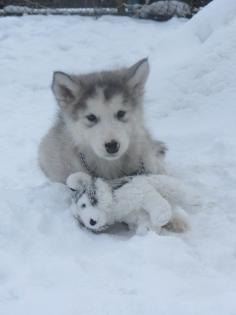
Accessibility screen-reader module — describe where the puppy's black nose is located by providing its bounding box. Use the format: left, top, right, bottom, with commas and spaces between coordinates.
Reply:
90, 219, 97, 226
105, 140, 120, 154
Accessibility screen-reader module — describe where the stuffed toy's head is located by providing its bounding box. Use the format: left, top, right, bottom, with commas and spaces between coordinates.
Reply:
67, 172, 113, 232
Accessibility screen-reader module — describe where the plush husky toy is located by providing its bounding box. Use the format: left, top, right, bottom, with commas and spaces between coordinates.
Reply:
67, 172, 197, 234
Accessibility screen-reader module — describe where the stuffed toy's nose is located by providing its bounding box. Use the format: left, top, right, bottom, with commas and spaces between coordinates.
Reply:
90, 219, 97, 226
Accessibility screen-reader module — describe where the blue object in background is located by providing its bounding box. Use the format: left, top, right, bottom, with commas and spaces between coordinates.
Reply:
128, 0, 140, 4
127, 0, 160, 3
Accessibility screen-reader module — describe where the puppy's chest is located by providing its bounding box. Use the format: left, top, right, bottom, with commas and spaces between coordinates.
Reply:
91, 157, 143, 180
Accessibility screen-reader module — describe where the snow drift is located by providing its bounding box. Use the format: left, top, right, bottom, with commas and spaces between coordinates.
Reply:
0, 0, 236, 314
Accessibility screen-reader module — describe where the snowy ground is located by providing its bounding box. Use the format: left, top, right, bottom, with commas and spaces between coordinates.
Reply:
1, 0, 236, 314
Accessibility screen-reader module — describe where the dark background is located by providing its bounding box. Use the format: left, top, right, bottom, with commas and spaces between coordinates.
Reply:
0, 0, 213, 9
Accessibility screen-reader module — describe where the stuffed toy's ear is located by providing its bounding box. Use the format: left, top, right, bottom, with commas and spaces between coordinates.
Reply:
66, 172, 92, 193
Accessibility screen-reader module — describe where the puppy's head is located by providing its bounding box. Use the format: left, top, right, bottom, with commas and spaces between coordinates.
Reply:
52, 59, 149, 160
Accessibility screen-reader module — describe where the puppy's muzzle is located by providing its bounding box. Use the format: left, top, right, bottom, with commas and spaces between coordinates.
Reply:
105, 140, 120, 154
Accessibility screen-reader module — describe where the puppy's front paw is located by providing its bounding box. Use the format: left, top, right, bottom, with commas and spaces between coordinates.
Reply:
165, 207, 190, 233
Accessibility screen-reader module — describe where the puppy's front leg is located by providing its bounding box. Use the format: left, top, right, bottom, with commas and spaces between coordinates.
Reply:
144, 152, 167, 175
143, 139, 167, 175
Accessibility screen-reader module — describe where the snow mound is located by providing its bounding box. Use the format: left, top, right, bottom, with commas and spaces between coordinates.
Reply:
1, 0, 236, 314
139, 1, 191, 20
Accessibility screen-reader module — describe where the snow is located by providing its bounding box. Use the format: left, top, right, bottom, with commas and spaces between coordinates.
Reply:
1, 0, 236, 313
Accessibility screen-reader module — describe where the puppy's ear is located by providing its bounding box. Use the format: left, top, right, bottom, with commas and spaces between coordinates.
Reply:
126, 58, 149, 93
66, 172, 92, 192
51, 71, 79, 108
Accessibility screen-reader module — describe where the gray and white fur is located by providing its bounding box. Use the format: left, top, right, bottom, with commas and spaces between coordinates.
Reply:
38, 58, 167, 183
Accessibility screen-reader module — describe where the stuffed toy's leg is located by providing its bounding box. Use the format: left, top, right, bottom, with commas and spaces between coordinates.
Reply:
124, 210, 152, 235
142, 188, 172, 229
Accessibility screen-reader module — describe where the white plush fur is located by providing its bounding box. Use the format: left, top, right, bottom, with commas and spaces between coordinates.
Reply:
67, 172, 198, 234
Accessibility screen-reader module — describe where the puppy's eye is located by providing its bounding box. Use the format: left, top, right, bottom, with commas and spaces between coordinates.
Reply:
116, 110, 126, 120
86, 114, 97, 123
81, 203, 86, 208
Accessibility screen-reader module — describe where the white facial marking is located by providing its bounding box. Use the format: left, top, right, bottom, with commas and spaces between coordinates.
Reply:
68, 88, 134, 160
73, 193, 107, 231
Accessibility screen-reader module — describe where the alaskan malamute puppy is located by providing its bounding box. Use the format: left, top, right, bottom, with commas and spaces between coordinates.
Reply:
38, 59, 166, 183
